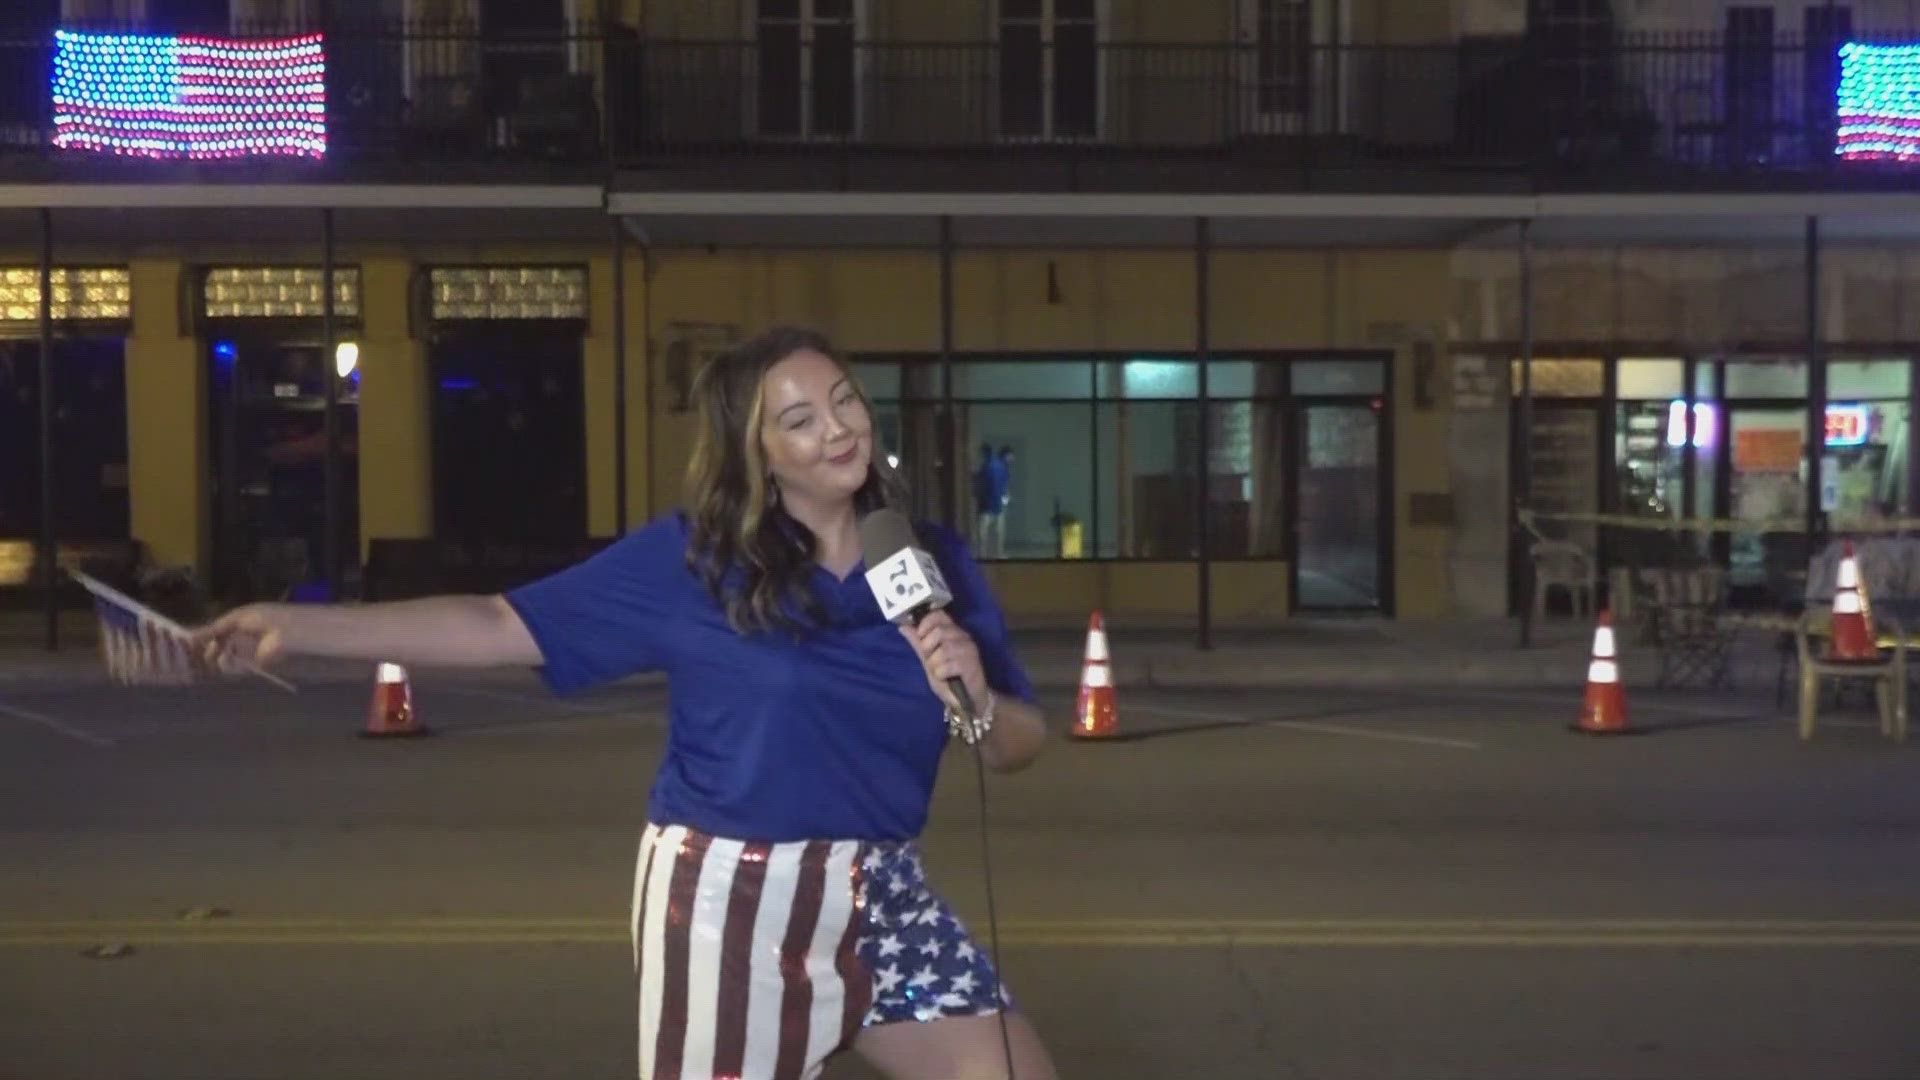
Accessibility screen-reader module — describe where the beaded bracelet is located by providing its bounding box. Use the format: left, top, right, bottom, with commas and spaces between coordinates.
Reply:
946, 689, 996, 745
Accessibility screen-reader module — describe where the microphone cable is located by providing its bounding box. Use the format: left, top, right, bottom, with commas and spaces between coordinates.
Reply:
968, 719, 1018, 1080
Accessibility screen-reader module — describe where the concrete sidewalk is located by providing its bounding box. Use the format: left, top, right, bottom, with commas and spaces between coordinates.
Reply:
0, 607, 1791, 692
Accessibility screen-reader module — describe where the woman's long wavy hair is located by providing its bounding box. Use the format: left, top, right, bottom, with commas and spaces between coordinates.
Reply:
683, 325, 908, 635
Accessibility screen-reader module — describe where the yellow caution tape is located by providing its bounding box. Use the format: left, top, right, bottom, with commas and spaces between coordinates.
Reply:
1519, 509, 1920, 535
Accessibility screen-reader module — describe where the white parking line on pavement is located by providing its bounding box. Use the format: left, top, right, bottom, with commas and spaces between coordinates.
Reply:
0, 699, 114, 747
1425, 687, 1762, 725
1131, 704, 1482, 750
1266, 719, 1482, 750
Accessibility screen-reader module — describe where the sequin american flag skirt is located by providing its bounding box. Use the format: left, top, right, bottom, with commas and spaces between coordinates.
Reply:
630, 822, 1013, 1080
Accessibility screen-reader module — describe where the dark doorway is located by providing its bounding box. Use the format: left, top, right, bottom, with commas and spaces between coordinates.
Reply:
0, 338, 130, 540
429, 325, 587, 541
206, 336, 360, 601
1293, 402, 1389, 611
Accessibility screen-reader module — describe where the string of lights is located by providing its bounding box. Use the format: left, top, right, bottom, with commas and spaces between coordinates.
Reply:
1838, 41, 1920, 162
51, 29, 327, 160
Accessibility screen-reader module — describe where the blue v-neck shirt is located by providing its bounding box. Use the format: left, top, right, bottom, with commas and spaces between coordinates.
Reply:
503, 512, 1035, 843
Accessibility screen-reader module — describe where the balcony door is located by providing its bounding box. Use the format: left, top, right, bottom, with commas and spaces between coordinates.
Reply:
752, 0, 863, 140
997, 0, 1102, 141
148, 0, 229, 34
0, 0, 55, 134
1235, 0, 1340, 136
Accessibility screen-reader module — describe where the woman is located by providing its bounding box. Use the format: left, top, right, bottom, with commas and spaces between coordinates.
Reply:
193, 325, 1060, 1080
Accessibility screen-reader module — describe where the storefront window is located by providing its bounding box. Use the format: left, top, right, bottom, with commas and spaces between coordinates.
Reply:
1830, 359, 1910, 399
1094, 400, 1194, 558
952, 360, 1091, 399
855, 353, 1385, 578
428, 326, 585, 542
1616, 358, 1683, 399
1098, 358, 1198, 399
1724, 358, 1808, 397
1695, 362, 1717, 399
1206, 360, 1260, 398
1826, 400, 1910, 518
850, 361, 901, 399
208, 337, 362, 599
960, 401, 1090, 559
1511, 358, 1605, 398
1616, 401, 1681, 517
1525, 407, 1602, 552
1206, 400, 1288, 559
1609, 357, 1689, 562
1293, 360, 1385, 396
1728, 408, 1805, 586
0, 338, 130, 541
1296, 403, 1383, 608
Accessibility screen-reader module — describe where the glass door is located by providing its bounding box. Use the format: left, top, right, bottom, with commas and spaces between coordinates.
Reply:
1725, 407, 1806, 590
1293, 403, 1384, 611
1523, 405, 1603, 549
206, 337, 361, 601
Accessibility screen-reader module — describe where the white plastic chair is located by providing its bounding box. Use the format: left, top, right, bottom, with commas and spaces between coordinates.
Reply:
1531, 539, 1596, 621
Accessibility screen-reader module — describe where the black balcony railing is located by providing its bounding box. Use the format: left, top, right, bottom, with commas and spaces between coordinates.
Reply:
0, 23, 1908, 188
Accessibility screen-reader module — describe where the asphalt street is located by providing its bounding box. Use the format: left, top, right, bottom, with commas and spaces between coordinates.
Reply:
2, 670, 1918, 1079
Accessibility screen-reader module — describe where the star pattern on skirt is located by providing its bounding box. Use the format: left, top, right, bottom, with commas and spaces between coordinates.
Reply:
854, 843, 1012, 1027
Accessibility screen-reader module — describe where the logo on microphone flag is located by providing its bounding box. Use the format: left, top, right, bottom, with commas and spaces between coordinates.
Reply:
865, 547, 953, 623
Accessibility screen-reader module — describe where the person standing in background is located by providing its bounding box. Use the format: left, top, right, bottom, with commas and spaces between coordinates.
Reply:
973, 442, 1010, 558
998, 445, 1016, 551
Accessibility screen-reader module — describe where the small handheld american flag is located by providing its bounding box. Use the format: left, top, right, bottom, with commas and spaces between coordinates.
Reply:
72, 570, 295, 692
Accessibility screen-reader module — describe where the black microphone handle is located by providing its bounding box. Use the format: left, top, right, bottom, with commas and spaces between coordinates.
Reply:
946, 676, 979, 722
908, 605, 980, 721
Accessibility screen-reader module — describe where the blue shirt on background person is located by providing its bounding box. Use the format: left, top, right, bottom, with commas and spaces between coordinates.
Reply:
503, 510, 1036, 844
973, 452, 1009, 515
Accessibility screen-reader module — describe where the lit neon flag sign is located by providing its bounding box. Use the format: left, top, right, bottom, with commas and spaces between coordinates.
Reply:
51, 30, 326, 160
1837, 42, 1920, 162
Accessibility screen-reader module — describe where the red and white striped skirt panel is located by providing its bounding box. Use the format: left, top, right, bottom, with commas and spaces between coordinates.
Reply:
631, 822, 872, 1080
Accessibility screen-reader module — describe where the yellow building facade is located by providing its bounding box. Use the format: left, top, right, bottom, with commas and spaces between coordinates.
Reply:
13, 218, 1920, 624
0, 233, 1455, 622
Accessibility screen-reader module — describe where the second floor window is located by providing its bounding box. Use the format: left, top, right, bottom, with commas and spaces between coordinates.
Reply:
756, 0, 859, 139
1243, 0, 1311, 124
999, 0, 1100, 140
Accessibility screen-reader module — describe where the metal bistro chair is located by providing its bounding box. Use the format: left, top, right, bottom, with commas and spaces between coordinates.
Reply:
1643, 566, 1736, 689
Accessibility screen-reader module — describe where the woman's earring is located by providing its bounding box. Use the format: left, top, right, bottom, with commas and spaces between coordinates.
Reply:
766, 476, 780, 508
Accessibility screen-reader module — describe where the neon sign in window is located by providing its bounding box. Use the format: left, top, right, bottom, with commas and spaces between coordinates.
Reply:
1667, 401, 1874, 449
1665, 402, 1718, 449
1825, 403, 1872, 447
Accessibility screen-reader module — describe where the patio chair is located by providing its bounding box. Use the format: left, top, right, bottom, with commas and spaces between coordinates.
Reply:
1794, 612, 1910, 744
1531, 538, 1596, 622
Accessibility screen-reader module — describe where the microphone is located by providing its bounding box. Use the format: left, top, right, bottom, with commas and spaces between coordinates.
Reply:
858, 508, 978, 720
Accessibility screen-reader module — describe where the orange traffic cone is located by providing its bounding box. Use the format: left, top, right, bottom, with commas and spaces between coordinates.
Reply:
361, 662, 429, 738
1070, 612, 1118, 740
1571, 609, 1632, 736
1827, 541, 1879, 663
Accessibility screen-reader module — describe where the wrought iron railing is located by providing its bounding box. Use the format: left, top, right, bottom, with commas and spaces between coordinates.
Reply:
0, 23, 1907, 183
